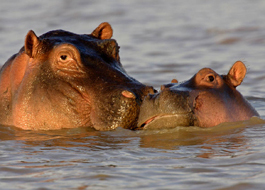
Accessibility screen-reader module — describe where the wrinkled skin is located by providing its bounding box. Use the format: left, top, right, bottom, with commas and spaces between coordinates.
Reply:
138, 61, 259, 129
0, 22, 155, 130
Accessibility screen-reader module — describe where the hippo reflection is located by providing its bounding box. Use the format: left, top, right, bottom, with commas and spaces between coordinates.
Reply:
138, 61, 259, 129
0, 22, 154, 130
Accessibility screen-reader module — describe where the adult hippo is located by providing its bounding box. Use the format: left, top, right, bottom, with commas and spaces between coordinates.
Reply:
0, 22, 155, 130
138, 61, 259, 129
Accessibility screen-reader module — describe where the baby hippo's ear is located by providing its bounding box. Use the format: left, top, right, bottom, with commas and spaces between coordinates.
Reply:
91, 22, 113, 39
226, 61, 247, 88
25, 30, 40, 58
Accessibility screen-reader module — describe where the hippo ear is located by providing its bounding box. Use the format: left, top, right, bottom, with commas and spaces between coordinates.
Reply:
91, 22, 113, 39
25, 30, 40, 58
226, 61, 247, 88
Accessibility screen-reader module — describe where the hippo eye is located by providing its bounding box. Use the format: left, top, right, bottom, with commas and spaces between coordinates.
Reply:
60, 55, 68, 61
208, 75, 215, 82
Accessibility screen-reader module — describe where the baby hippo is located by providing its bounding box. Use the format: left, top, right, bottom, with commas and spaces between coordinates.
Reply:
138, 61, 259, 129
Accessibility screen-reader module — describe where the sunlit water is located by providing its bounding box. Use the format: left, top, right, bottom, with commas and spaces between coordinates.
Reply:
0, 0, 265, 189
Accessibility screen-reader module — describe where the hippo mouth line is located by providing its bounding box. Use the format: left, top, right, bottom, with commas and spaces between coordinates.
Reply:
138, 113, 193, 129
139, 115, 160, 128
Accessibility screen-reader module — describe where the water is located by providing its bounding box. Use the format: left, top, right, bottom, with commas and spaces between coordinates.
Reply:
0, 0, 265, 189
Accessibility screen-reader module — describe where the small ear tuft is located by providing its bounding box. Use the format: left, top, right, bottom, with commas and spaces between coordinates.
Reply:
91, 22, 113, 39
227, 61, 247, 88
25, 30, 39, 58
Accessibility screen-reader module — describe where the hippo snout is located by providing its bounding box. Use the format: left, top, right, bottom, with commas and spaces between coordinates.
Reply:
137, 88, 196, 129
140, 85, 157, 98
127, 85, 157, 105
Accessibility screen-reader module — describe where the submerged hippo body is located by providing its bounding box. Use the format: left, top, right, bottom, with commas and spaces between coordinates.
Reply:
138, 61, 259, 129
0, 22, 154, 130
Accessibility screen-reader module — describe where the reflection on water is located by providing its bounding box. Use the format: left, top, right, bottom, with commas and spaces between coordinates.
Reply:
1, 0, 265, 189
0, 118, 265, 189
1, 117, 263, 147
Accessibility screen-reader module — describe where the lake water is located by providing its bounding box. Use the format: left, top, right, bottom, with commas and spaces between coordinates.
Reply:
0, 0, 265, 189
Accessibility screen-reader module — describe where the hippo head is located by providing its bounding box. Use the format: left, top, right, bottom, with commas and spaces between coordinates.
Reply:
137, 61, 259, 129
0, 22, 155, 130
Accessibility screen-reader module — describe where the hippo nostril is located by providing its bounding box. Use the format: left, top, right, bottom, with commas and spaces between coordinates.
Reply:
121, 90, 136, 99
147, 87, 156, 94
171, 79, 178, 83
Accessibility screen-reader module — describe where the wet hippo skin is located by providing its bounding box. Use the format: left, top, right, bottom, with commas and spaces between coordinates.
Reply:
0, 22, 155, 130
138, 61, 259, 129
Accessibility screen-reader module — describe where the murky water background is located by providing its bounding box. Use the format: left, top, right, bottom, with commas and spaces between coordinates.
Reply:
0, 0, 265, 189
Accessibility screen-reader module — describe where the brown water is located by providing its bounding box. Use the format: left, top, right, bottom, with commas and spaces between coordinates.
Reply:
1, 0, 265, 189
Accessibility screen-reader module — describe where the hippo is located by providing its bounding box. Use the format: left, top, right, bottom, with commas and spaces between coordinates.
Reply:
137, 61, 259, 129
0, 22, 155, 130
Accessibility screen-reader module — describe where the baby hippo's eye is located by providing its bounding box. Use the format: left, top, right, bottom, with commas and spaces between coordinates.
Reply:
208, 75, 215, 82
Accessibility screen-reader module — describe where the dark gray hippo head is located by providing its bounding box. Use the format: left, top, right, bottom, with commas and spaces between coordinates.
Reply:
137, 61, 259, 129
0, 22, 155, 130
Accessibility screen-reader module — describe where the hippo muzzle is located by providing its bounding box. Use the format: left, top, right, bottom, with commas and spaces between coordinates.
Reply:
137, 85, 197, 129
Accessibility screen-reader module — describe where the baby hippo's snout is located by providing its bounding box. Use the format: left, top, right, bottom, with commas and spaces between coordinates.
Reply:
137, 87, 195, 129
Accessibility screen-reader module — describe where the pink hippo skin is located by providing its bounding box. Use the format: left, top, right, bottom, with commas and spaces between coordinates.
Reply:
138, 61, 259, 129
0, 22, 155, 130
